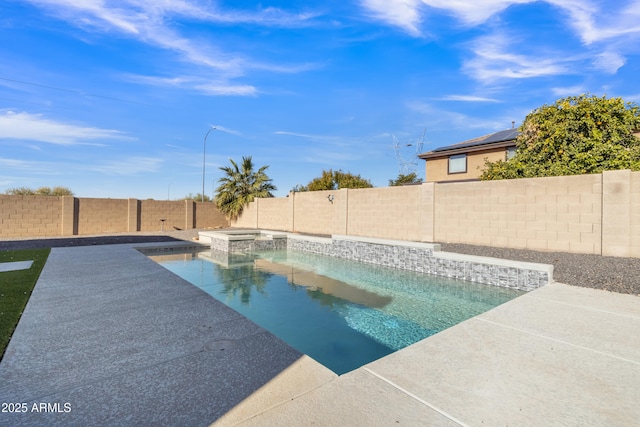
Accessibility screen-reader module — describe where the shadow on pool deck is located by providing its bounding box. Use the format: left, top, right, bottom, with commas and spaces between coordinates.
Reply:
1, 241, 639, 426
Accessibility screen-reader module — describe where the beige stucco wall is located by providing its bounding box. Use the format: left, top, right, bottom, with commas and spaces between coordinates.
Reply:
425, 148, 508, 182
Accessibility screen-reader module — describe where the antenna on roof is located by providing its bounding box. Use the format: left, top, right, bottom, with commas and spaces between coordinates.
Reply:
392, 129, 425, 175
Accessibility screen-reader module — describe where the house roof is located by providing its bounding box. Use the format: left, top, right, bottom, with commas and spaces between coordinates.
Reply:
433, 128, 519, 152
418, 128, 519, 159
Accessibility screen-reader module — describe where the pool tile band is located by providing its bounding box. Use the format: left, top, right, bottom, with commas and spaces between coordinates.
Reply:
199, 230, 552, 292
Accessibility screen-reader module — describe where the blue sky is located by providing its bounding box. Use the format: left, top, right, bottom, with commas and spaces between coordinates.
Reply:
1, 0, 639, 199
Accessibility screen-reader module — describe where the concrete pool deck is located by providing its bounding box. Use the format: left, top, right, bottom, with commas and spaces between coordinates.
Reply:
1, 243, 639, 426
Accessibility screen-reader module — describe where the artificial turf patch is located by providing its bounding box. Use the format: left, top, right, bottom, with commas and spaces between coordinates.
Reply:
0, 248, 50, 361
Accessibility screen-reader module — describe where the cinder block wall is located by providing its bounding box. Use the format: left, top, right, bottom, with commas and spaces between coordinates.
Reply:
0, 197, 228, 238
0, 195, 62, 237
632, 172, 640, 258
234, 200, 258, 228
195, 202, 228, 231
292, 190, 346, 235
347, 185, 427, 241
231, 170, 640, 258
256, 197, 291, 231
434, 174, 602, 254
2, 171, 638, 256
139, 200, 191, 232
602, 170, 640, 257
77, 198, 129, 234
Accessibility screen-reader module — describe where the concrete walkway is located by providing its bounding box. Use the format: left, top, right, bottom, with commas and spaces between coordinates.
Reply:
220, 283, 640, 426
0, 244, 335, 426
1, 244, 639, 426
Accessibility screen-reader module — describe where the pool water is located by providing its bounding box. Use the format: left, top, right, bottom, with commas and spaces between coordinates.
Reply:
152, 249, 524, 374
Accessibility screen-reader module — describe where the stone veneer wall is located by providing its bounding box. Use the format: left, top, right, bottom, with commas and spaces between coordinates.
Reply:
205, 232, 550, 292
210, 236, 288, 253
287, 235, 548, 292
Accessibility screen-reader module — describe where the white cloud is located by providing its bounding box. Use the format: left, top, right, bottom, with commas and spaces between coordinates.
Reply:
0, 111, 132, 145
274, 130, 320, 139
359, 0, 423, 36
548, 0, 640, 45
420, 0, 533, 25
300, 148, 363, 165
360, 0, 536, 35
194, 83, 258, 97
551, 85, 587, 97
95, 156, 164, 175
0, 157, 40, 170
463, 34, 570, 83
208, 125, 242, 137
440, 95, 501, 102
0, 157, 72, 177
25, 0, 321, 96
121, 73, 258, 96
274, 130, 387, 167
407, 100, 513, 131
360, 0, 640, 49
26, 0, 317, 73
592, 51, 627, 74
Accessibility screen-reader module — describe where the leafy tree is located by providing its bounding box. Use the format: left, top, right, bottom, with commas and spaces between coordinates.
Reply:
183, 193, 212, 202
4, 186, 73, 196
293, 169, 373, 191
389, 172, 422, 186
3, 187, 34, 195
214, 156, 276, 219
481, 94, 640, 180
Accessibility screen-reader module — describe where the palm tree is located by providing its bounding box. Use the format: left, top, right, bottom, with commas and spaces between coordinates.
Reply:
214, 156, 276, 219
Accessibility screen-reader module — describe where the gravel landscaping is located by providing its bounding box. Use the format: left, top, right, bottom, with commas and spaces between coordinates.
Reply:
1, 229, 638, 296
440, 243, 640, 296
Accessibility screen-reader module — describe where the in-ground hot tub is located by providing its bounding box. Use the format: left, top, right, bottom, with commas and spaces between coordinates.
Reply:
198, 229, 288, 252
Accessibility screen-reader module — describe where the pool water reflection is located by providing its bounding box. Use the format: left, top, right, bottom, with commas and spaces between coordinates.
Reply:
151, 249, 524, 374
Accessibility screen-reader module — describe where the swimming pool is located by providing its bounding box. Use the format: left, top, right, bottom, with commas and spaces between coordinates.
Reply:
151, 249, 524, 374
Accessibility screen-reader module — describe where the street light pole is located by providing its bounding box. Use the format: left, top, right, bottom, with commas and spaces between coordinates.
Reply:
202, 126, 216, 202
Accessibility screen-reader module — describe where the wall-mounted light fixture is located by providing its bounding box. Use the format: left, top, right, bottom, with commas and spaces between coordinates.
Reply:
327, 194, 334, 203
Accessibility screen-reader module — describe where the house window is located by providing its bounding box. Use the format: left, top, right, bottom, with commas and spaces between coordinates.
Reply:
506, 147, 516, 160
448, 154, 467, 174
